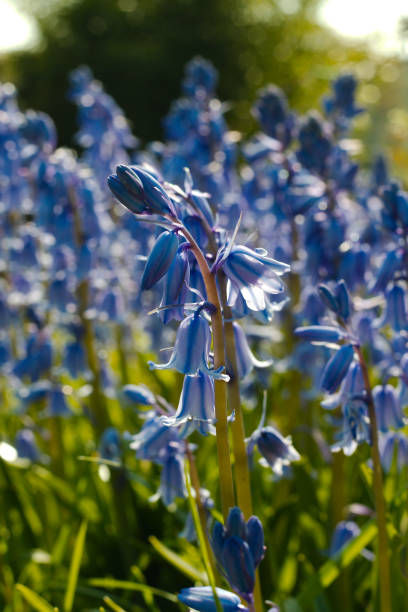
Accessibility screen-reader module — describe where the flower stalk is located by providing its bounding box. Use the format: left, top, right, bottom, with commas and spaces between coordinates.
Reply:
354, 344, 392, 612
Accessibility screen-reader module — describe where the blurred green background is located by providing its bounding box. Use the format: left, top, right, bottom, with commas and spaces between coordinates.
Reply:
0, 0, 407, 177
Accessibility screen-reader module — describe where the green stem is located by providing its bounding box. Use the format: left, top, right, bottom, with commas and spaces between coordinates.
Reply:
178, 224, 235, 521
185, 446, 218, 584
184, 461, 223, 612
354, 345, 392, 612
218, 273, 263, 612
115, 323, 130, 385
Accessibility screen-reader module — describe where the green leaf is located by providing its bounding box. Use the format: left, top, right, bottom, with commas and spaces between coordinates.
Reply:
102, 596, 128, 612
16, 584, 57, 612
64, 520, 88, 612
149, 535, 207, 583
86, 578, 178, 603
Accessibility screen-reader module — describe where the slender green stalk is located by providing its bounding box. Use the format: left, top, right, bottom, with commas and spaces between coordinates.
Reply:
179, 224, 235, 520
354, 345, 392, 612
185, 444, 217, 577
184, 462, 223, 612
115, 323, 130, 385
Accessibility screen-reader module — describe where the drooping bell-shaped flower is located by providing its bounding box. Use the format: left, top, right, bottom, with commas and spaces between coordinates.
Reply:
158, 441, 187, 506
122, 384, 156, 406
162, 372, 215, 437
380, 285, 408, 332
99, 428, 121, 461
148, 312, 228, 380
159, 247, 190, 324
222, 538, 255, 601
15, 429, 40, 462
247, 425, 300, 475
178, 586, 249, 612
379, 431, 408, 472
320, 344, 354, 394
129, 413, 180, 461
294, 325, 347, 346
373, 384, 405, 432
141, 230, 179, 290
47, 386, 71, 417
232, 322, 273, 379
220, 244, 289, 312
329, 521, 360, 557
331, 397, 371, 456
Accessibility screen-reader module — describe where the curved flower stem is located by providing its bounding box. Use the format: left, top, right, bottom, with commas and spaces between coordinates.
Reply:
178, 223, 235, 521
354, 345, 392, 612
218, 272, 263, 612
185, 444, 217, 578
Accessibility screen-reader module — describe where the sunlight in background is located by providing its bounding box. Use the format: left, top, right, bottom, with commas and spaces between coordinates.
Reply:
0, 0, 407, 55
318, 0, 408, 55
0, 0, 37, 53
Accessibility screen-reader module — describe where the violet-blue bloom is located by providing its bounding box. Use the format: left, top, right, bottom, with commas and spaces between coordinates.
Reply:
232, 322, 273, 379
141, 230, 179, 291
373, 384, 405, 432
161, 372, 215, 437
148, 312, 229, 380
122, 384, 156, 406
379, 431, 408, 472
178, 586, 248, 612
320, 344, 354, 394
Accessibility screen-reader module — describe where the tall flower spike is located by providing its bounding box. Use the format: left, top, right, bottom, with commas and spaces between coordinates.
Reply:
148, 312, 229, 381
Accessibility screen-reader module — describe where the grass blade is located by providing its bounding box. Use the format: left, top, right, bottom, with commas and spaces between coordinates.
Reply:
64, 520, 88, 612
16, 584, 56, 612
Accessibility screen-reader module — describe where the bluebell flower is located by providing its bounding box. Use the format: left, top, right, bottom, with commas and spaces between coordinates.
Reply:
323, 74, 363, 123
294, 325, 347, 346
122, 384, 156, 406
64, 340, 87, 378
329, 520, 360, 557
141, 230, 179, 290
183, 56, 218, 98
161, 372, 215, 437
247, 424, 300, 475
211, 507, 265, 603
149, 312, 229, 380
99, 428, 121, 461
109, 164, 176, 217
331, 397, 371, 455
47, 386, 71, 417
159, 247, 189, 323
129, 413, 180, 461
373, 384, 405, 432
178, 586, 249, 612
370, 249, 402, 294
379, 431, 408, 472
158, 441, 187, 506
321, 344, 355, 394
232, 322, 273, 379
297, 113, 332, 176
252, 84, 294, 147
15, 429, 40, 462
219, 245, 289, 312
379, 284, 408, 332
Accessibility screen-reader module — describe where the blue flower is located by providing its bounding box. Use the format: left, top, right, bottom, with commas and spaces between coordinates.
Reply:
149, 312, 229, 380
373, 384, 405, 432
141, 230, 179, 290
320, 344, 355, 394
178, 586, 248, 611
219, 245, 289, 312
161, 372, 215, 437
211, 507, 265, 603
158, 440, 187, 506
232, 322, 273, 379
379, 431, 408, 472
122, 384, 156, 406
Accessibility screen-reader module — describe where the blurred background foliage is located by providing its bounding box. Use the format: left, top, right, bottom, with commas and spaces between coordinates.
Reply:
0, 0, 407, 178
